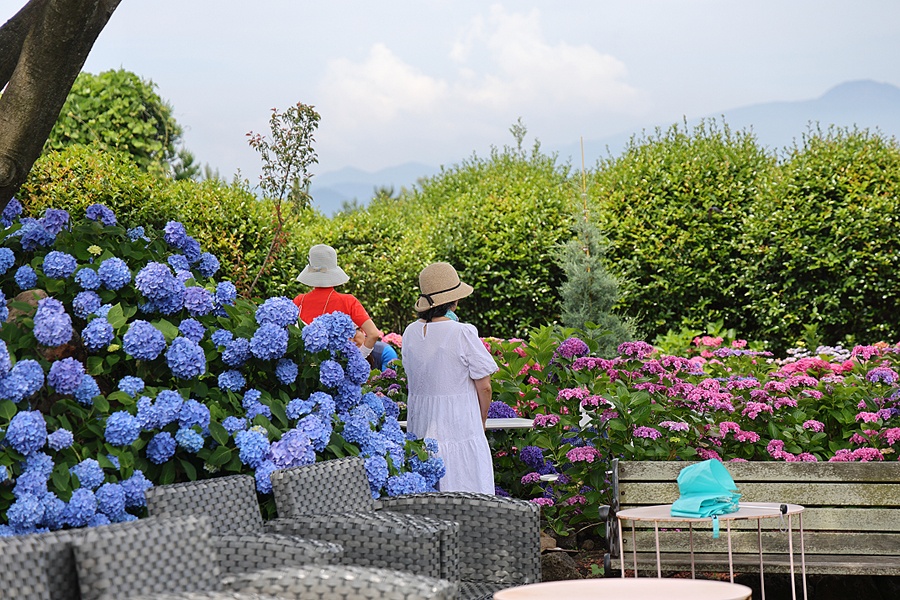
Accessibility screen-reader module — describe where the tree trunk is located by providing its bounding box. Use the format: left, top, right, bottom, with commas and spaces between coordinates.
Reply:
0, 0, 122, 212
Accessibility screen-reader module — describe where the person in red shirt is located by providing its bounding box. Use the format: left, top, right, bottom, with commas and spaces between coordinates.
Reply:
292, 244, 381, 358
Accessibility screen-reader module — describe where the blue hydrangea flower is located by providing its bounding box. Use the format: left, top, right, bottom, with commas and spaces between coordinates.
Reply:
64, 488, 97, 527
0, 247, 14, 275
184, 286, 214, 316
178, 318, 206, 343
364, 455, 389, 498
235, 429, 270, 468
167, 254, 190, 272
222, 416, 248, 435
96, 304, 113, 318
0, 359, 44, 402
335, 378, 362, 412
254, 460, 277, 494
127, 226, 147, 241
0, 339, 11, 377
82, 318, 114, 352
39, 208, 70, 235
105, 411, 141, 446
216, 281, 237, 306
286, 397, 314, 420
123, 320, 167, 360
154, 390, 184, 427
7, 494, 43, 532
296, 414, 332, 451
47, 428, 74, 451
72, 290, 102, 319
71, 458, 104, 490
106, 454, 120, 469
164, 221, 188, 248
255, 297, 299, 327
41, 251, 77, 279
178, 399, 210, 431
174, 269, 192, 284
0, 464, 7, 482
166, 337, 206, 379
210, 328, 233, 347
13, 470, 49, 499
19, 219, 55, 250
267, 428, 315, 469
39, 492, 66, 530
74, 267, 101, 290
117, 376, 145, 398
15, 264, 37, 289
327, 312, 357, 353
85, 203, 117, 226
47, 357, 84, 395
182, 236, 201, 262
175, 427, 204, 453
423, 438, 439, 454
245, 399, 272, 421
275, 358, 298, 385
311, 391, 336, 418
380, 418, 406, 447
301, 319, 329, 353
320, 360, 344, 387
33, 297, 74, 346
97, 257, 131, 290
409, 453, 446, 488
361, 392, 385, 418
135, 396, 157, 430
341, 412, 373, 446
1, 198, 22, 227
385, 472, 428, 496
135, 262, 180, 300
197, 252, 220, 277
146, 432, 176, 464
95, 483, 126, 519
345, 343, 372, 385
222, 337, 251, 367
0, 289, 7, 323
120, 470, 153, 507
24, 452, 53, 478
218, 369, 246, 392
250, 323, 288, 360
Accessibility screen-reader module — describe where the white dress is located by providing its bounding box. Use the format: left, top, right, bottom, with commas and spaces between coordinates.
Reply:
401, 319, 498, 494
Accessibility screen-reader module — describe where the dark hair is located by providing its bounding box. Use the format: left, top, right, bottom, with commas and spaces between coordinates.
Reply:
418, 301, 456, 323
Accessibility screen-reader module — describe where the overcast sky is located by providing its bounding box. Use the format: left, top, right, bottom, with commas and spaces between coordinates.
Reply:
9, 0, 900, 185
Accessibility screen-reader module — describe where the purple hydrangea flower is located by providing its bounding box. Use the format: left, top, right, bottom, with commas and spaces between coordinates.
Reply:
166, 337, 206, 379
123, 320, 167, 360
47, 428, 74, 451
487, 401, 517, 419
250, 323, 288, 360
146, 432, 177, 464
255, 296, 299, 327
42, 251, 77, 279
82, 318, 114, 352
97, 257, 131, 290
72, 291, 102, 319
197, 252, 220, 278
218, 369, 246, 392
275, 358, 298, 385
47, 357, 85, 395
15, 265, 37, 289
71, 458, 104, 490
117, 376, 145, 398
6, 410, 48, 455
105, 411, 141, 446
222, 337, 251, 367
178, 318, 206, 343
33, 297, 74, 346
74, 267, 101, 290
85, 203, 117, 226
184, 286, 214, 316
556, 337, 590, 359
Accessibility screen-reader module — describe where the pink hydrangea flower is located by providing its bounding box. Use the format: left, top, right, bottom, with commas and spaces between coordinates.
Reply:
521, 472, 541, 484
851, 345, 881, 360
717, 421, 741, 435
856, 412, 880, 423
882, 428, 900, 445
565, 495, 587, 506
557, 388, 589, 402
530, 498, 554, 506
742, 402, 774, 419
798, 453, 818, 462
828, 449, 853, 462
774, 396, 799, 409
533, 414, 560, 427
803, 420, 825, 432
731, 339, 747, 348
735, 431, 760, 443
633, 426, 663, 440
382, 332, 402, 347
581, 396, 603, 408
852, 448, 884, 462
566, 447, 600, 463
600, 409, 619, 421
660, 421, 689, 432
697, 448, 722, 461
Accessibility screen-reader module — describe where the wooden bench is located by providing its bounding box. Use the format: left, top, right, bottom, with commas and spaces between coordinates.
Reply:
603, 459, 900, 577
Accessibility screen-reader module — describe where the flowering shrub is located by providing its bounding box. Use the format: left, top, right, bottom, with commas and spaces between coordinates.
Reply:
0, 202, 440, 535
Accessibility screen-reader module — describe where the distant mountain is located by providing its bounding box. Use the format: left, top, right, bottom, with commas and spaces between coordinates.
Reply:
311, 80, 900, 214
552, 79, 900, 165
309, 162, 441, 216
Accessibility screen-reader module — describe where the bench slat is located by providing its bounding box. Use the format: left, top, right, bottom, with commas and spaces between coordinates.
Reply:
619, 461, 900, 483
618, 530, 900, 555
610, 553, 900, 576
619, 507, 900, 532
619, 481, 900, 506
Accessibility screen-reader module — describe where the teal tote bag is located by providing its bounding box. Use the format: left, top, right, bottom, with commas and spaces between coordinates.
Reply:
670, 459, 741, 537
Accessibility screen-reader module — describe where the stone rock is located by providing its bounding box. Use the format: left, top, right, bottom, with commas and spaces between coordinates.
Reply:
540, 532, 556, 552
541, 551, 583, 581
7, 289, 47, 321
581, 538, 595, 551
555, 532, 578, 550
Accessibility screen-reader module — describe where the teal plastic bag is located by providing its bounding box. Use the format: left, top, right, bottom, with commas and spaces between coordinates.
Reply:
670, 459, 741, 538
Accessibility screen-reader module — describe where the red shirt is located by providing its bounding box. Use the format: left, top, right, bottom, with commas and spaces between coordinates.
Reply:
292, 287, 370, 327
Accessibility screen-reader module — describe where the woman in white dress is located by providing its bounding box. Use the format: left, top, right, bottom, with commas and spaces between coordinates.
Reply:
401, 262, 498, 494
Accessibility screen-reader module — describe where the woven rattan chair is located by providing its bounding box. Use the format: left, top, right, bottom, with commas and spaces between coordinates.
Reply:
145, 474, 343, 575
268, 456, 541, 599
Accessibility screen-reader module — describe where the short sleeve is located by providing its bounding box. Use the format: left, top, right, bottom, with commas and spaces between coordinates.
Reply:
458, 323, 499, 380
345, 295, 371, 327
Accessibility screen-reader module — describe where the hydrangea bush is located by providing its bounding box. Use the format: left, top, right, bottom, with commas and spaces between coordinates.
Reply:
0, 202, 441, 535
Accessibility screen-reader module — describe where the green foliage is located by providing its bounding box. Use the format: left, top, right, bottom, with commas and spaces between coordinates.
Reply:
739, 126, 900, 353
46, 69, 183, 174
248, 103, 320, 206
556, 218, 634, 356
590, 119, 779, 343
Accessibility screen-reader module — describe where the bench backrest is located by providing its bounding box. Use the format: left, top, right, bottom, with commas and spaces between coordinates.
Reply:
613, 460, 900, 559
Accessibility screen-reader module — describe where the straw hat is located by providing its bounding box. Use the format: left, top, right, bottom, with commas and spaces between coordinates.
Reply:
414, 262, 473, 312
296, 244, 350, 287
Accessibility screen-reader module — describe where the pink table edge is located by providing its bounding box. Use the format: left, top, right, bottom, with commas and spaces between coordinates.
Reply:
616, 502, 804, 523
494, 578, 752, 600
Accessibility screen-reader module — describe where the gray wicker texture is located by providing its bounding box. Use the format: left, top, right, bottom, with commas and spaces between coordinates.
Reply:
263, 512, 459, 580
222, 565, 458, 600
129, 593, 280, 600
458, 581, 512, 600
0, 535, 50, 600
214, 533, 342, 575
379, 492, 541, 585
72, 515, 219, 600
269, 457, 376, 515
145, 475, 263, 536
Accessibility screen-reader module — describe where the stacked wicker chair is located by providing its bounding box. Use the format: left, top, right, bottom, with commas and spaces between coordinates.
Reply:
144, 474, 342, 575
268, 456, 542, 600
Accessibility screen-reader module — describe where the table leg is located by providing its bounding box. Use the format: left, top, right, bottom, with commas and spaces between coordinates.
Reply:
689, 522, 695, 579
758, 519, 766, 600
800, 513, 807, 600
618, 518, 626, 578
727, 520, 734, 583
788, 514, 796, 600
632, 522, 638, 578
654, 521, 661, 578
